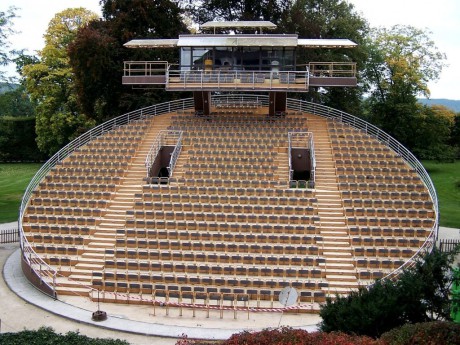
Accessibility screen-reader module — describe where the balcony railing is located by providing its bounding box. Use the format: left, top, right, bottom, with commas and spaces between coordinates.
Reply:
122, 61, 357, 90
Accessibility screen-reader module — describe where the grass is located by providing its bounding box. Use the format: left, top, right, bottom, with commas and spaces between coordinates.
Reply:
422, 160, 460, 229
0, 163, 41, 223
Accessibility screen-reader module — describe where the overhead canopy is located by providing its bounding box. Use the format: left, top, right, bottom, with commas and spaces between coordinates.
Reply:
124, 39, 178, 48
124, 36, 357, 49
177, 35, 298, 47
297, 39, 357, 48
200, 21, 277, 31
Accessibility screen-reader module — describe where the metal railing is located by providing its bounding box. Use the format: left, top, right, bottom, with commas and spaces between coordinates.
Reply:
167, 69, 310, 91
308, 62, 357, 78
19, 93, 438, 295
288, 132, 316, 188
145, 130, 183, 178
168, 131, 183, 178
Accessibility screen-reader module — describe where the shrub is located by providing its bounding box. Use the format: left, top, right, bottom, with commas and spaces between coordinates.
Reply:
380, 321, 460, 345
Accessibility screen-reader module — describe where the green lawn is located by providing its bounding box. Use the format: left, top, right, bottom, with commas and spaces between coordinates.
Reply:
0, 163, 41, 223
422, 160, 460, 229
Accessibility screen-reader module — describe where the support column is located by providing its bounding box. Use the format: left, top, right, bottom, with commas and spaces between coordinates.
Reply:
193, 91, 211, 115
269, 92, 287, 116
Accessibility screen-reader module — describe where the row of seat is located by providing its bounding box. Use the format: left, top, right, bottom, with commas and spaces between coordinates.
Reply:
26, 205, 105, 218
344, 207, 433, 219
32, 189, 113, 200
335, 159, 406, 168
38, 182, 117, 192
134, 200, 316, 216
337, 166, 415, 176
118, 228, 322, 243
44, 175, 121, 185
182, 136, 285, 146
188, 155, 275, 165
50, 167, 126, 177
104, 260, 325, 280
337, 174, 420, 184
332, 145, 391, 154
347, 216, 434, 228
124, 219, 319, 235
106, 249, 326, 267
351, 236, 424, 248
183, 170, 276, 181
23, 214, 99, 226
93, 280, 327, 303
338, 182, 426, 193
183, 162, 278, 173
23, 224, 92, 236
175, 178, 282, 189
348, 226, 431, 238
128, 209, 319, 225
28, 233, 88, 246
341, 189, 430, 201
142, 184, 315, 199
343, 198, 432, 210
186, 149, 278, 158
30, 198, 108, 209
353, 246, 416, 258
58, 160, 129, 169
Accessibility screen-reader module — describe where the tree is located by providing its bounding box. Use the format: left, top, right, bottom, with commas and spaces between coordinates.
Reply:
278, 0, 369, 114
319, 247, 460, 338
22, 8, 98, 155
187, 0, 291, 25
363, 25, 447, 151
0, 84, 35, 118
68, 0, 188, 123
411, 105, 457, 162
0, 6, 17, 83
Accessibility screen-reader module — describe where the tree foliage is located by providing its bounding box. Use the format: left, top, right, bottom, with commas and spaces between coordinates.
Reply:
68, 0, 188, 123
0, 6, 17, 83
363, 25, 449, 158
21, 8, 98, 155
319, 247, 460, 338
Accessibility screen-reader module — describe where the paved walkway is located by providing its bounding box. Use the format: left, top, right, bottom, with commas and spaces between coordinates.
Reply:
1, 222, 459, 344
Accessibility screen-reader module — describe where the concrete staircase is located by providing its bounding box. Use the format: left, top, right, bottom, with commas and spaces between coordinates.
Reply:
307, 115, 358, 296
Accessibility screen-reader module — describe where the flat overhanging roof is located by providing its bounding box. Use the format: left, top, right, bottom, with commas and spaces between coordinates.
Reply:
124, 36, 357, 49
298, 39, 357, 48
124, 39, 178, 48
200, 21, 277, 30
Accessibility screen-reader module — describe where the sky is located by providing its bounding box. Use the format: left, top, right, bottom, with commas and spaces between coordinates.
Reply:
3, 0, 460, 100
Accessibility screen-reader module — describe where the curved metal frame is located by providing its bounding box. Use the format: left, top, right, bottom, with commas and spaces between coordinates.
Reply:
19, 94, 439, 296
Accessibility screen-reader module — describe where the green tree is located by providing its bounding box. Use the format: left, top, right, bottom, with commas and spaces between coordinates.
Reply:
68, 0, 188, 123
22, 8, 98, 155
0, 6, 17, 83
411, 105, 457, 162
0, 84, 35, 118
364, 25, 447, 153
188, 0, 291, 25
319, 247, 460, 338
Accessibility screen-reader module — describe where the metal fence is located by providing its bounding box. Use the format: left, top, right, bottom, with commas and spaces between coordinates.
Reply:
0, 228, 19, 244
438, 239, 460, 253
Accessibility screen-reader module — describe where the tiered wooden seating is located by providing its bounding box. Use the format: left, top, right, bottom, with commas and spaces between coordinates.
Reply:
21, 110, 437, 313
329, 120, 435, 284
22, 119, 149, 268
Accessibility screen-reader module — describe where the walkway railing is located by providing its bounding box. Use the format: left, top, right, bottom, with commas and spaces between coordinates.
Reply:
19, 94, 438, 295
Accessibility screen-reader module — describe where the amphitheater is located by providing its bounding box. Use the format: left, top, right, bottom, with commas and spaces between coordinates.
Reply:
19, 94, 437, 311
17, 21, 438, 338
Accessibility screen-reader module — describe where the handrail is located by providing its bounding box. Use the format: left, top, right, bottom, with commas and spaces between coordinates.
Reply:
288, 131, 316, 188
19, 93, 438, 295
168, 131, 183, 178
